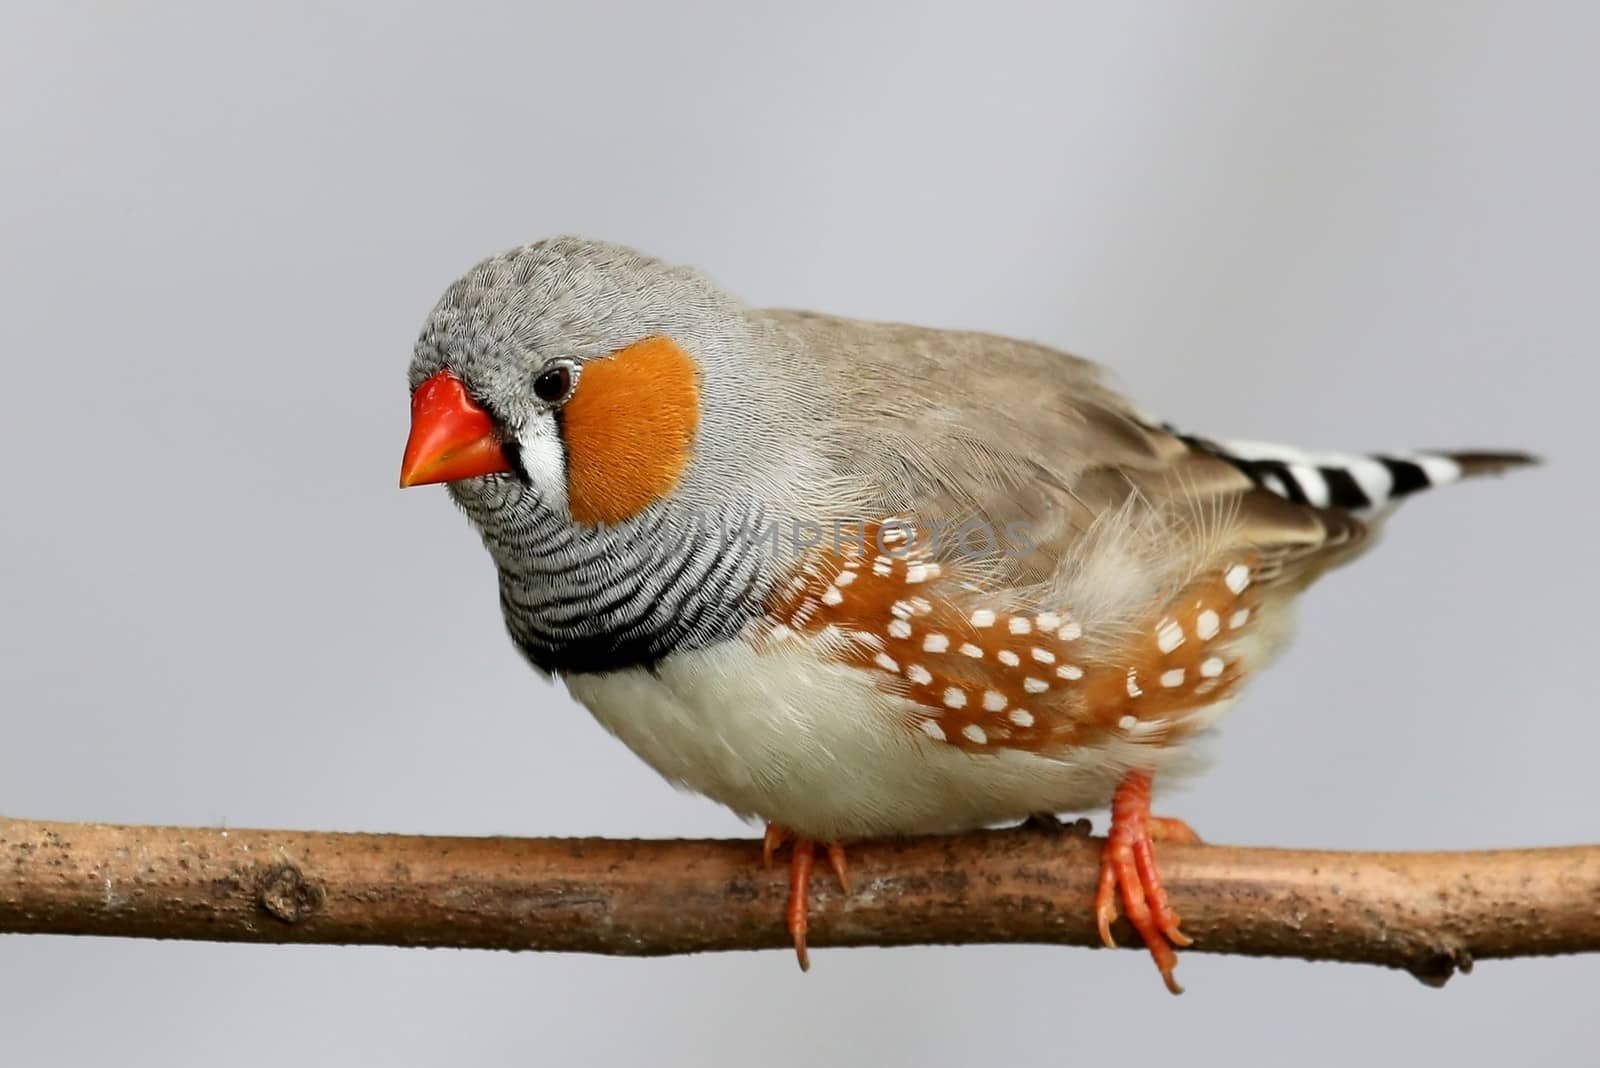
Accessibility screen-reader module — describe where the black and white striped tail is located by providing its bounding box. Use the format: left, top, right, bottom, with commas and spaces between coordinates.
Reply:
1176, 433, 1537, 513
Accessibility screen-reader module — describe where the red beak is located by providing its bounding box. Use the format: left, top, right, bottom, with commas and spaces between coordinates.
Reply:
399, 372, 513, 487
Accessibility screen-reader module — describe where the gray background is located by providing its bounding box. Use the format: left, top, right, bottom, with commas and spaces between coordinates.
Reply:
2, 3, 1595, 1065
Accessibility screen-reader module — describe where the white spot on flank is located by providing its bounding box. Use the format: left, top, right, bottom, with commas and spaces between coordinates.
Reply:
962, 723, 988, 745
943, 687, 968, 709
887, 619, 913, 640
1225, 564, 1251, 594
821, 586, 843, 606
1195, 609, 1220, 640
1126, 669, 1143, 698
1160, 668, 1185, 689
1030, 647, 1055, 664
1035, 612, 1061, 631
769, 623, 794, 642
907, 664, 933, 685
833, 569, 857, 587
1156, 619, 1184, 654
1023, 677, 1049, 694
873, 561, 892, 576
982, 690, 1007, 712
1057, 621, 1083, 641
905, 565, 932, 584
1056, 664, 1084, 680
998, 650, 1021, 667
922, 633, 950, 653
1200, 657, 1225, 678
909, 597, 933, 614
920, 719, 946, 741
1008, 617, 1032, 635
971, 609, 996, 628
959, 643, 984, 658
1119, 715, 1138, 731
874, 652, 899, 673
1230, 608, 1251, 629
891, 600, 913, 619
1008, 709, 1035, 728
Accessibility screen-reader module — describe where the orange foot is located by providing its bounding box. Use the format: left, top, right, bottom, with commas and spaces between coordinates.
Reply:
1095, 771, 1201, 995
763, 823, 850, 971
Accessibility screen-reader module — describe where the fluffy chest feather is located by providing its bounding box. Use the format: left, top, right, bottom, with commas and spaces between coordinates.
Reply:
563, 526, 1278, 840
565, 636, 1212, 840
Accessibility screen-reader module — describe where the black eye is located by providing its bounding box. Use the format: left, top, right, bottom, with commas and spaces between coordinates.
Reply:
532, 360, 578, 406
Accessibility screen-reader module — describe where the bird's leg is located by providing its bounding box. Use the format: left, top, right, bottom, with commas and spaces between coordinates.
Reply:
762, 822, 850, 971
762, 822, 789, 868
824, 841, 850, 894
1094, 771, 1199, 995
786, 839, 816, 970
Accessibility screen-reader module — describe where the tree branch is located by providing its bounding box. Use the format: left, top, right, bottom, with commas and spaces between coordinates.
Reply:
3, 816, 1596, 984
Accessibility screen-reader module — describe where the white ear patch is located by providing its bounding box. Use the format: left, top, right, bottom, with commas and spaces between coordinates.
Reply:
515, 415, 568, 513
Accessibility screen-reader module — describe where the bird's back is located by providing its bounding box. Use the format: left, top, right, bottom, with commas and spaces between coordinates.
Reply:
761, 306, 1533, 621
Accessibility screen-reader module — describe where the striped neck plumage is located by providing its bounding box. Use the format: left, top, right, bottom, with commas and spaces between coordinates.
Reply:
451, 476, 776, 675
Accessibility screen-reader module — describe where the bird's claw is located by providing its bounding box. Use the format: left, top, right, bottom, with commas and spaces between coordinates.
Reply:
1094, 772, 1198, 995
763, 823, 850, 971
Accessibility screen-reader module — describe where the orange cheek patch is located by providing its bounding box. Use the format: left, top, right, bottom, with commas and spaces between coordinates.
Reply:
559, 335, 700, 526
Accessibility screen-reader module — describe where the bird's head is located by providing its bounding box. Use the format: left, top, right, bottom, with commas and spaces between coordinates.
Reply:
401, 237, 819, 534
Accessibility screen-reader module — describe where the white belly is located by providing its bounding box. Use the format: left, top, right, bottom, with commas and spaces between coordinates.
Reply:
564, 637, 1221, 840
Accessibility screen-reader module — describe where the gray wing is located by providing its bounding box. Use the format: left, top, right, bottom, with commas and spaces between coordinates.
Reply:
767, 308, 1528, 603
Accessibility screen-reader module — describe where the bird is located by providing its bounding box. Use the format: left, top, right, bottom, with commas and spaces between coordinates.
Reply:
398, 236, 1534, 992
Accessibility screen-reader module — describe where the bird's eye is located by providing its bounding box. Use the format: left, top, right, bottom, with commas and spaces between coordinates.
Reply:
532, 359, 579, 406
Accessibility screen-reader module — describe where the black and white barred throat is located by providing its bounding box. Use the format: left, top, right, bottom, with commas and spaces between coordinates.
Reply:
451, 476, 777, 675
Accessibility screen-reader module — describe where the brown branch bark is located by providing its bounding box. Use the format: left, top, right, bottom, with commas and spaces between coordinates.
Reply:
3, 816, 1597, 985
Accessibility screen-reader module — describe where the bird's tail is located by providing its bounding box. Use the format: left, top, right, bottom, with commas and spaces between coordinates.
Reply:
1172, 433, 1538, 513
